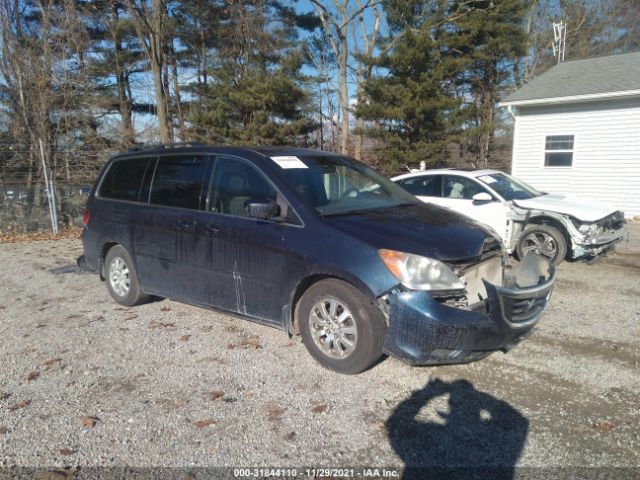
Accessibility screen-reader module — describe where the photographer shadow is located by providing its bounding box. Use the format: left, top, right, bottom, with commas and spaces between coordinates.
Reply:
386, 378, 528, 480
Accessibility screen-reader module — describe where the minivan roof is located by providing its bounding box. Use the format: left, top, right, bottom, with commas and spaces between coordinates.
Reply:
109, 144, 343, 161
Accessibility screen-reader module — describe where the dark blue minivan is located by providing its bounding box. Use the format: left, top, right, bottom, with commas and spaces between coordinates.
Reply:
80, 145, 555, 373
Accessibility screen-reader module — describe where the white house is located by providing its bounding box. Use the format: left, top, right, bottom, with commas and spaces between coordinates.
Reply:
500, 52, 640, 218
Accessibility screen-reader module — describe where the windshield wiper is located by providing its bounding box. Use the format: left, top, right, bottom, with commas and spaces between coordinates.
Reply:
321, 209, 376, 217
395, 202, 417, 208
321, 202, 416, 217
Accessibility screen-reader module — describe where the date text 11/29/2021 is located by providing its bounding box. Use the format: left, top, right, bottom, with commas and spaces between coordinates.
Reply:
233, 468, 400, 478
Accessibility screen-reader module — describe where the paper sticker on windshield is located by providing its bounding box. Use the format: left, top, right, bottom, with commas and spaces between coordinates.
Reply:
271, 156, 308, 169
478, 175, 497, 184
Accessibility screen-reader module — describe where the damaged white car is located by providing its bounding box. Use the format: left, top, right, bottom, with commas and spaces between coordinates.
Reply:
393, 169, 626, 265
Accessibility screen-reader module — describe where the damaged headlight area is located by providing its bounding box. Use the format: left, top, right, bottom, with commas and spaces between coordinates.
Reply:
569, 216, 600, 237
378, 249, 465, 293
380, 252, 556, 366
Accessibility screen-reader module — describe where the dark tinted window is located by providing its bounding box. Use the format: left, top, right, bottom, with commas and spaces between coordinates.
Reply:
443, 175, 487, 200
99, 158, 150, 201
150, 155, 208, 209
398, 176, 440, 197
545, 152, 573, 167
209, 156, 277, 217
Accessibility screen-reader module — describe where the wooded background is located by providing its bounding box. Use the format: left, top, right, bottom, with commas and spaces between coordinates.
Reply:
0, 0, 638, 231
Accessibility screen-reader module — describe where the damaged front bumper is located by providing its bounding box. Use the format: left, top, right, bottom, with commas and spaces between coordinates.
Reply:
571, 228, 625, 260
382, 254, 555, 365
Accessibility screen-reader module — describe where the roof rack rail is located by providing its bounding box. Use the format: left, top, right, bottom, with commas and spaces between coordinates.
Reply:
127, 141, 207, 152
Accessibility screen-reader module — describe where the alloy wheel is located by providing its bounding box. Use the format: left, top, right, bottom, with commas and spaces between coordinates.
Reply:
109, 257, 131, 297
521, 232, 558, 260
309, 297, 358, 359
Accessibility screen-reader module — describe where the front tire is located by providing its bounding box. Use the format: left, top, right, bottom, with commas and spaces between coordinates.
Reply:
104, 245, 149, 307
516, 224, 567, 265
297, 279, 386, 374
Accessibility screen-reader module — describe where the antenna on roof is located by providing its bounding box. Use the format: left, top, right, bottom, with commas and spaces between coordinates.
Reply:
552, 19, 567, 64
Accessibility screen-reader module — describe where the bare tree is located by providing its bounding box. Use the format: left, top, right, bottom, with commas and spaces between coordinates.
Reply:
309, 0, 381, 155
0, 0, 100, 230
353, 0, 381, 161
108, 1, 136, 147
126, 0, 174, 143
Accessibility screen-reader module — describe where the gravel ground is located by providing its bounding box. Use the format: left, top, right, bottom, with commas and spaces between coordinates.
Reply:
0, 224, 639, 479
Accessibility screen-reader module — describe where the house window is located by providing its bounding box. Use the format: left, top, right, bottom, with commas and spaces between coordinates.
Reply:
545, 135, 574, 167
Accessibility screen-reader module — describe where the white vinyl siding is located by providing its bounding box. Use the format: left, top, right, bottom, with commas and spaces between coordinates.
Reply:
511, 98, 640, 217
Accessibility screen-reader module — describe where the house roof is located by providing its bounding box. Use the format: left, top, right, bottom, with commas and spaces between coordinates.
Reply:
500, 51, 640, 107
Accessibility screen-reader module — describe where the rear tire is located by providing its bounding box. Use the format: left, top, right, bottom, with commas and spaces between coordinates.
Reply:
104, 245, 149, 307
297, 279, 386, 374
516, 224, 567, 265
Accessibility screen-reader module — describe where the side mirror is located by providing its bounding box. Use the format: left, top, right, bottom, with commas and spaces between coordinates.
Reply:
472, 192, 493, 204
245, 199, 280, 220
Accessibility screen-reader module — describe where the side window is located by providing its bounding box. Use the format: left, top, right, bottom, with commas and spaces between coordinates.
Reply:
545, 135, 574, 167
209, 156, 277, 217
398, 176, 440, 197
99, 158, 150, 202
443, 175, 487, 200
149, 155, 208, 210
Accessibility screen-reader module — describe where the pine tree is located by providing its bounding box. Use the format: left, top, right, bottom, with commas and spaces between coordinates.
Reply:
187, 1, 317, 146
450, 0, 527, 167
356, 0, 465, 171
357, 0, 527, 171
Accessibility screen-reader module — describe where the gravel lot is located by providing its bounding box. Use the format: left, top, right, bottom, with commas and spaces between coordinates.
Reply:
1, 224, 639, 478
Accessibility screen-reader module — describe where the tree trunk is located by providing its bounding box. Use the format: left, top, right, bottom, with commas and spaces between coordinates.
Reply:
338, 31, 349, 155
478, 62, 498, 167
170, 41, 188, 142
112, 4, 135, 148
128, 0, 173, 143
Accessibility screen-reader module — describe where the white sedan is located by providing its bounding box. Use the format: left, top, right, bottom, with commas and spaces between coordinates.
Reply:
392, 169, 625, 265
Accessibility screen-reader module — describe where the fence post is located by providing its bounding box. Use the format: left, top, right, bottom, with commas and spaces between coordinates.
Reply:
39, 139, 59, 235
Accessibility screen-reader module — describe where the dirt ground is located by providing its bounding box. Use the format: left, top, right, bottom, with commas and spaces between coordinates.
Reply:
0, 224, 639, 479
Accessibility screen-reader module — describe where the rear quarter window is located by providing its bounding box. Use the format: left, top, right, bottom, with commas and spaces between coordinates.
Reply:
99, 158, 151, 202
149, 155, 208, 210
398, 176, 439, 197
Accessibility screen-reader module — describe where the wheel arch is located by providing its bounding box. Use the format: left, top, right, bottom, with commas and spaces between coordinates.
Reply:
285, 273, 376, 337
524, 215, 571, 247
99, 241, 119, 280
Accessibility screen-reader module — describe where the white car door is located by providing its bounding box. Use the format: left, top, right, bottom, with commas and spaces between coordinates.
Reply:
438, 175, 510, 242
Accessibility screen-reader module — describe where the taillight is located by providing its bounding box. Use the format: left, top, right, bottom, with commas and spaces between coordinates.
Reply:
82, 209, 90, 225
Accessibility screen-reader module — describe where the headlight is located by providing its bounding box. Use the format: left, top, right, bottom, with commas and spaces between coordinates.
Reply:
379, 249, 465, 292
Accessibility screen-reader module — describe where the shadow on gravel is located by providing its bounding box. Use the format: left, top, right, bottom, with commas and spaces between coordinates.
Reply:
386, 378, 528, 480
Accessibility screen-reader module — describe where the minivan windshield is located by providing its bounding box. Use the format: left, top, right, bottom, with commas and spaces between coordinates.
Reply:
476, 172, 542, 201
273, 155, 418, 216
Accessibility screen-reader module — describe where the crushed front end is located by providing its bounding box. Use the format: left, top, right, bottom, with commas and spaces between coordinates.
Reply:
567, 210, 626, 260
381, 253, 555, 365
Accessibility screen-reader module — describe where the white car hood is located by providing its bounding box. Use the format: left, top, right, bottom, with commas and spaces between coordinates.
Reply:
514, 195, 618, 222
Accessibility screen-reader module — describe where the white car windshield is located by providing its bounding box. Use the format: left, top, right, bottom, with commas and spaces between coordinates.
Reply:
477, 173, 542, 201
274, 155, 418, 216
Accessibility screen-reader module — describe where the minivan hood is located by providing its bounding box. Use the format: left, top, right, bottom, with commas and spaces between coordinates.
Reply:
323, 203, 498, 262
514, 195, 618, 222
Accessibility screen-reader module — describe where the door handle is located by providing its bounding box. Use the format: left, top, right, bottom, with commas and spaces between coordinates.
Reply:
201, 224, 220, 234
176, 220, 194, 230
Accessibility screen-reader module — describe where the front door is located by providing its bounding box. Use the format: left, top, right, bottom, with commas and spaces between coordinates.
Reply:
192, 155, 299, 323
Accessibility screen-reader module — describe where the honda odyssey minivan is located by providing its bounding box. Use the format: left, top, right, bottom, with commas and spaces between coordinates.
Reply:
80, 144, 556, 374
